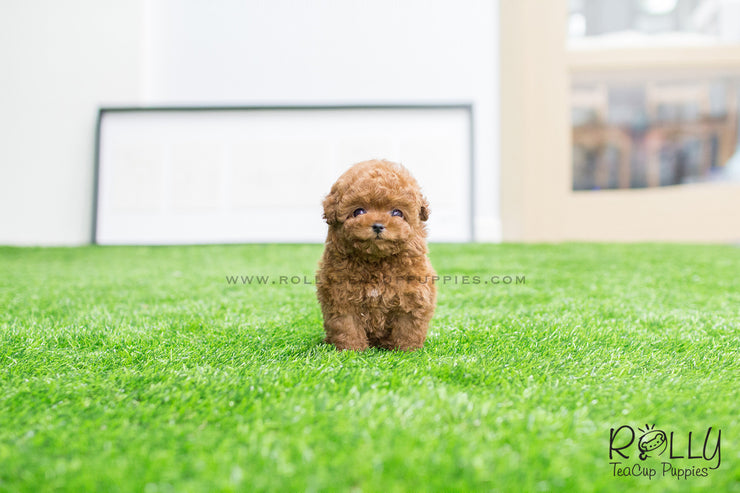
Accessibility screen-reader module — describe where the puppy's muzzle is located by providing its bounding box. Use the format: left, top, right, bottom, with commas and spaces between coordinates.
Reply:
372, 223, 385, 235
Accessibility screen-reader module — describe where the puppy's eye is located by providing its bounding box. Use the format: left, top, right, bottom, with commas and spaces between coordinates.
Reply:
391, 209, 404, 218
353, 208, 367, 217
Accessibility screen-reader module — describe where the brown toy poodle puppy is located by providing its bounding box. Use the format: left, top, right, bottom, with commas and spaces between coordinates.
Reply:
317, 159, 437, 351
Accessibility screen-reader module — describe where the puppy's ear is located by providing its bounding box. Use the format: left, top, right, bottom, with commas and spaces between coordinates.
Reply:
419, 195, 430, 222
322, 187, 340, 225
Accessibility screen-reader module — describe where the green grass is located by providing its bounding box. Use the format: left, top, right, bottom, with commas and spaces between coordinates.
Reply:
1, 243, 739, 492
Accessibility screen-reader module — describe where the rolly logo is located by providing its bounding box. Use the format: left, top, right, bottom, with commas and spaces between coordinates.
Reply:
610, 424, 721, 470
637, 424, 667, 460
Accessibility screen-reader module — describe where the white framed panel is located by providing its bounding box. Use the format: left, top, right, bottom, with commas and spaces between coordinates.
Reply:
94, 106, 473, 244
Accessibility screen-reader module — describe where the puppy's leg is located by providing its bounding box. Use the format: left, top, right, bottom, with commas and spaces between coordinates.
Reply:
382, 311, 429, 351
324, 314, 369, 351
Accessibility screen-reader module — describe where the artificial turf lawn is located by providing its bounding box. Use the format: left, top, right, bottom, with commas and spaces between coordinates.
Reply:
0, 243, 738, 492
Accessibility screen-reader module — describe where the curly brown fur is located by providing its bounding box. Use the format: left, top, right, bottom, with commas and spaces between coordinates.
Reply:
316, 159, 437, 351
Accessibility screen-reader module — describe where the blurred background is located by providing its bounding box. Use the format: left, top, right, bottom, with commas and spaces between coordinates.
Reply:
1, 0, 739, 245
569, 0, 740, 190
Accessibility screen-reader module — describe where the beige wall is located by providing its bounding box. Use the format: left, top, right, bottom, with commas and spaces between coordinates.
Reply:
500, 0, 740, 243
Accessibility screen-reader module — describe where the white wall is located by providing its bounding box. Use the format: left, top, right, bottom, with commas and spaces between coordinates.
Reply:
0, 1, 143, 245
0, 0, 500, 245
143, 0, 501, 241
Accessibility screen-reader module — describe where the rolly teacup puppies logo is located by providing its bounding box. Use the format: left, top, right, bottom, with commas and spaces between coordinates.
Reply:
609, 424, 721, 480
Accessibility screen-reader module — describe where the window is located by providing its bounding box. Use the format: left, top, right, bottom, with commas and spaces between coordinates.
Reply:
568, 0, 740, 190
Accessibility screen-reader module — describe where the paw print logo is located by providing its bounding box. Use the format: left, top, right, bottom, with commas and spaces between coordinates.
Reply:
638, 424, 667, 460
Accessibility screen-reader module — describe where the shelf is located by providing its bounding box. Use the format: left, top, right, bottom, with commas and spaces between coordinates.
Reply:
568, 42, 740, 74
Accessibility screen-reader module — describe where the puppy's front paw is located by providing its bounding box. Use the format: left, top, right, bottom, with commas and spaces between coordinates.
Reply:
324, 315, 369, 351
326, 332, 369, 351
380, 312, 429, 351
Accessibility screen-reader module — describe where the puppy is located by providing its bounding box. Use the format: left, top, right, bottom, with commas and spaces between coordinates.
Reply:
317, 159, 436, 351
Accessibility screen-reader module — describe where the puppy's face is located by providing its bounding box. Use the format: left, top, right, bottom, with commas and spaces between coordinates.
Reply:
341, 203, 414, 257
323, 160, 430, 259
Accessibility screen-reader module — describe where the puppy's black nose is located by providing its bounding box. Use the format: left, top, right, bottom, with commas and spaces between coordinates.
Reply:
372, 223, 385, 234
